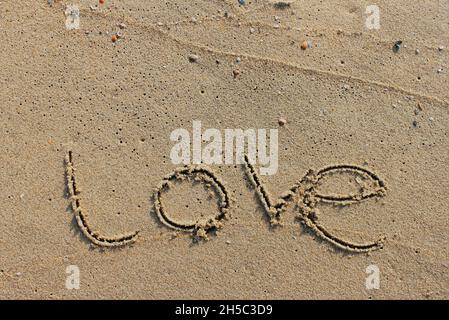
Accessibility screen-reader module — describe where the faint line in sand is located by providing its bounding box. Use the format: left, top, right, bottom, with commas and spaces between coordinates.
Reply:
157, 30, 448, 106
72, 7, 448, 106
69, 6, 448, 105
65, 151, 139, 247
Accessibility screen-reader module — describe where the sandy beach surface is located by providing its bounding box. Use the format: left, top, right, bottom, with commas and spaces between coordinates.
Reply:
0, 0, 448, 299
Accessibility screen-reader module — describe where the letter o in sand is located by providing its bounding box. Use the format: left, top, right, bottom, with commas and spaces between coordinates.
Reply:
154, 166, 230, 235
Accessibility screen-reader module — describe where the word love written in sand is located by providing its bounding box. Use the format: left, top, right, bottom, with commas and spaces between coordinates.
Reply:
65, 152, 387, 253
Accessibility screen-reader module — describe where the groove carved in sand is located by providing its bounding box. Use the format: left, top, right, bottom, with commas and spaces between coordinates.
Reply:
65, 151, 139, 247
242, 155, 387, 252
65, 152, 386, 252
153, 166, 230, 240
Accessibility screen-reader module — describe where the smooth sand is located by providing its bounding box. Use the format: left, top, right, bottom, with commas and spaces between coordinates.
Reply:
0, 0, 448, 299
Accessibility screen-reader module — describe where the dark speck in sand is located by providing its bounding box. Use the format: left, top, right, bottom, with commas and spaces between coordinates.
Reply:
273, 2, 291, 9
393, 40, 403, 53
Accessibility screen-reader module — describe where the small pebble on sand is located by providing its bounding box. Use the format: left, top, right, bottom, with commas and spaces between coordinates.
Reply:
438, 46, 444, 51
188, 54, 199, 63
119, 23, 126, 29
393, 40, 402, 53
278, 117, 287, 126
415, 49, 420, 55
233, 69, 240, 78
300, 40, 308, 50
249, 27, 255, 34
111, 35, 118, 42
